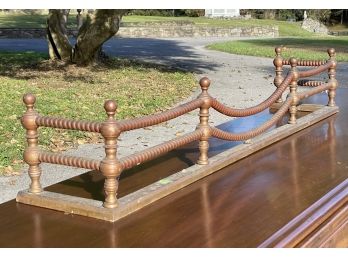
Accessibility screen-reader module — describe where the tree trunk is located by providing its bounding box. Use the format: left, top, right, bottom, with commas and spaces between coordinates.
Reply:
72, 9, 127, 66
76, 10, 83, 30
46, 9, 127, 66
47, 9, 72, 61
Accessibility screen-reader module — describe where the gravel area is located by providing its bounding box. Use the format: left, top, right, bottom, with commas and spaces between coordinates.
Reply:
1, 37, 347, 203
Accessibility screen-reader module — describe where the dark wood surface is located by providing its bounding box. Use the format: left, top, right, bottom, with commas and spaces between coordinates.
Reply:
1, 89, 348, 247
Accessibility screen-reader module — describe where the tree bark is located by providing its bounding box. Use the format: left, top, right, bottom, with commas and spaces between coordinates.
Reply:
47, 9, 72, 61
46, 9, 127, 66
72, 9, 127, 66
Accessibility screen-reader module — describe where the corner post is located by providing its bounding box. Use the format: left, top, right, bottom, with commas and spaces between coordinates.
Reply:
197, 77, 212, 165
274, 46, 284, 103
288, 58, 299, 124
100, 100, 122, 208
21, 93, 42, 194
327, 48, 338, 107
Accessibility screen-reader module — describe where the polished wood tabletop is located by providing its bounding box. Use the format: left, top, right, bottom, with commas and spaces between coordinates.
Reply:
0, 89, 347, 247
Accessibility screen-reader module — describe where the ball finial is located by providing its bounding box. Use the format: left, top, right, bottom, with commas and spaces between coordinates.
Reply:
289, 57, 298, 68
199, 77, 211, 92
327, 48, 336, 58
23, 93, 36, 110
104, 100, 117, 119
275, 46, 282, 55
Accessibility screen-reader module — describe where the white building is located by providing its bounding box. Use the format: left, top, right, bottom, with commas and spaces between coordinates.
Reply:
205, 9, 240, 18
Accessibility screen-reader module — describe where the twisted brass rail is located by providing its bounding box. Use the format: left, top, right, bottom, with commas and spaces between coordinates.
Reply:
36, 116, 101, 133
298, 80, 324, 87
210, 81, 333, 142
38, 151, 101, 171
211, 74, 293, 117
298, 82, 333, 100
298, 61, 333, 78
118, 99, 203, 132
283, 59, 326, 67
211, 99, 291, 141
119, 129, 203, 170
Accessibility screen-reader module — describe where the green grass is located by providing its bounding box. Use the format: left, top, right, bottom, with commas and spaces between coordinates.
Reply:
0, 51, 197, 175
0, 12, 314, 37
207, 37, 348, 61
329, 23, 348, 32
0, 13, 77, 29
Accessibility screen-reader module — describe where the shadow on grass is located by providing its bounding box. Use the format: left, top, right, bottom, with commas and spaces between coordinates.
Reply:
0, 37, 221, 81
0, 51, 194, 83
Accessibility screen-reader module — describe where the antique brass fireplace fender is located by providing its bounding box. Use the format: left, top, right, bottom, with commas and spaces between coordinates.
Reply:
17, 47, 339, 222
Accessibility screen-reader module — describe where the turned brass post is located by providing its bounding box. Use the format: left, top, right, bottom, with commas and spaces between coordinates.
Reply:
288, 58, 299, 124
274, 46, 284, 103
100, 100, 122, 208
21, 93, 42, 194
197, 77, 212, 165
327, 48, 338, 107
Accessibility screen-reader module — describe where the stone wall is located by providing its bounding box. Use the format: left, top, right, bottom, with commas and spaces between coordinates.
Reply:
0, 25, 278, 39
117, 25, 278, 38
301, 18, 328, 35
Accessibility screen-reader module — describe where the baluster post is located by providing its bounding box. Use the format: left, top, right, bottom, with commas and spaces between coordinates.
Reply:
327, 48, 338, 107
100, 100, 122, 208
288, 58, 299, 124
197, 77, 212, 165
22, 93, 42, 194
274, 46, 284, 103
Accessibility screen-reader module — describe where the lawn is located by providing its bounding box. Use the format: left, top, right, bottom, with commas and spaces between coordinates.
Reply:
0, 12, 314, 37
207, 37, 348, 62
0, 52, 197, 175
0, 13, 77, 29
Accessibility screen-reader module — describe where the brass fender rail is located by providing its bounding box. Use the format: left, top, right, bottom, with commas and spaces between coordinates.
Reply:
273, 47, 336, 103
20, 47, 338, 213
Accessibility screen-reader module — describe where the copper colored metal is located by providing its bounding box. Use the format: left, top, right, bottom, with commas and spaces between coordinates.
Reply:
288, 58, 299, 124
118, 99, 203, 132
211, 99, 291, 141
209, 81, 332, 142
274, 47, 284, 103
100, 100, 122, 208
38, 151, 101, 171
119, 130, 203, 170
297, 80, 324, 87
298, 61, 333, 78
298, 82, 333, 100
36, 116, 101, 133
21, 94, 42, 194
282, 59, 326, 67
197, 77, 212, 165
327, 48, 338, 107
211, 74, 293, 117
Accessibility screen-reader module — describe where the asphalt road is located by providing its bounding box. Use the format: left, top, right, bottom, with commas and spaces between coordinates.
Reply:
0, 37, 260, 73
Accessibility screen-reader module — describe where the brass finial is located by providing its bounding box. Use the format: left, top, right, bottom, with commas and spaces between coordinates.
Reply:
275, 46, 282, 56
23, 93, 36, 111
327, 48, 336, 58
104, 100, 117, 120
199, 77, 211, 92
289, 57, 298, 68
